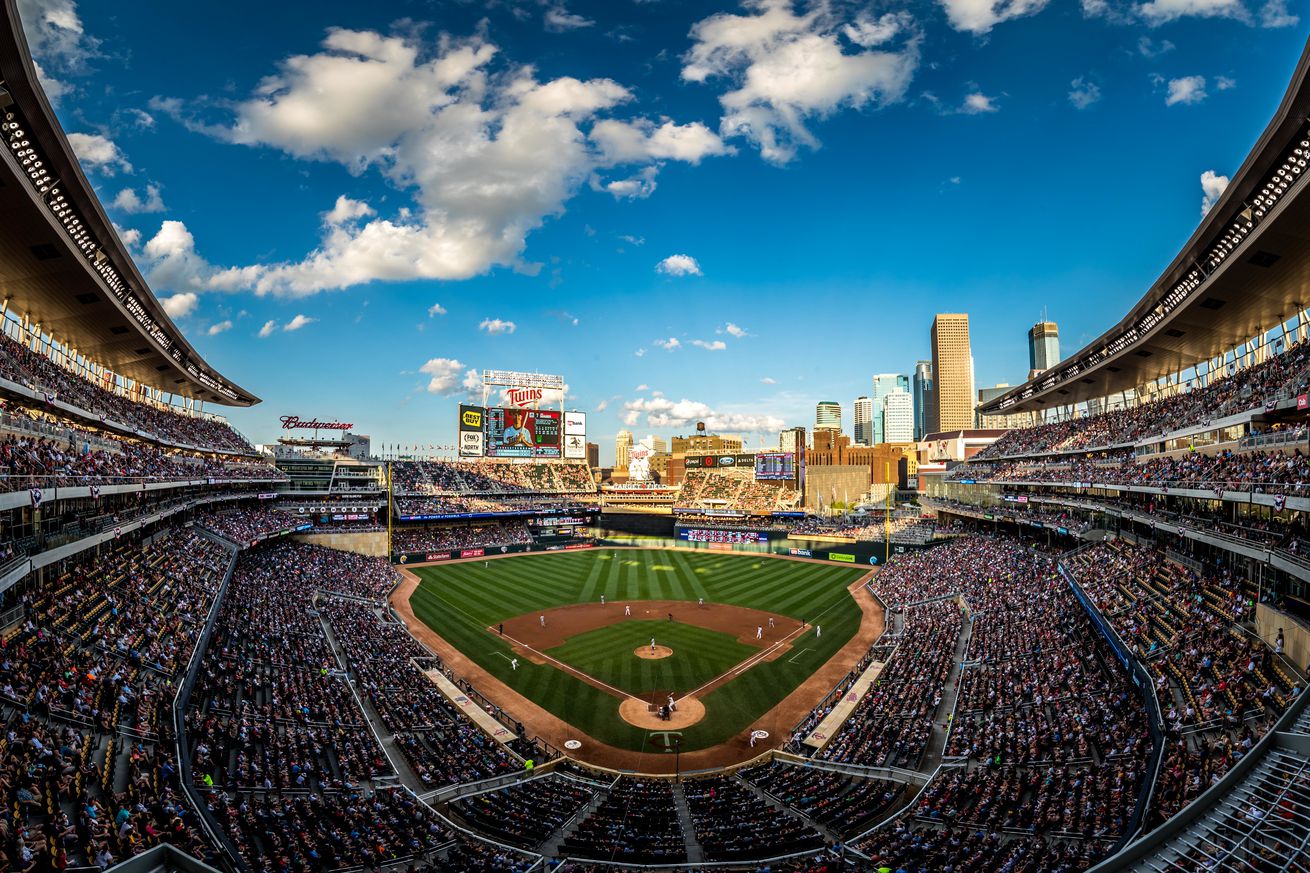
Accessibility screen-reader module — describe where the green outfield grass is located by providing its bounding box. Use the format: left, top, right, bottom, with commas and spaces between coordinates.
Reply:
406, 548, 868, 752
546, 620, 758, 695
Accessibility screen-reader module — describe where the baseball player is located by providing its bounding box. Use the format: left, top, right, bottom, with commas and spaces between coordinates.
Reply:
650, 638, 656, 654
539, 615, 545, 627
600, 594, 605, 605
625, 604, 631, 616
756, 626, 763, 640
768, 617, 775, 628
510, 658, 518, 671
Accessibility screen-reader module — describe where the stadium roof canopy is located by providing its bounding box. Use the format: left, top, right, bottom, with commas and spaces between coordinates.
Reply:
0, 0, 258, 406
981, 36, 1310, 417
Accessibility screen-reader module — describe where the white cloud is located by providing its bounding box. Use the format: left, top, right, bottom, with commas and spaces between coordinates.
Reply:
653, 337, 681, 351
1260, 0, 1299, 26
1200, 169, 1229, 216
420, 357, 468, 394
544, 5, 594, 31
590, 119, 731, 165
960, 92, 998, 114
636, 384, 650, 391
112, 184, 167, 214
1136, 0, 1249, 25
760, 376, 777, 384
258, 320, 277, 338
427, 302, 447, 317
284, 314, 316, 331
692, 339, 727, 350
1068, 77, 1101, 109
656, 254, 702, 276
723, 323, 748, 337
683, 0, 919, 164
843, 11, 915, 46
114, 224, 142, 248
602, 166, 659, 200
160, 292, 197, 318
479, 317, 517, 335
207, 320, 233, 336
1215, 76, 1236, 90
66, 132, 131, 175
938, 0, 1050, 34
462, 367, 482, 393
622, 395, 785, 433
1165, 75, 1207, 106
634, 348, 647, 357
619, 234, 645, 246
595, 399, 609, 412
1137, 36, 1174, 57
150, 28, 725, 297
17, 0, 97, 99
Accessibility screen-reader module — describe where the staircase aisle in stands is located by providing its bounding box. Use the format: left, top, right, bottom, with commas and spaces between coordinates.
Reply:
671, 782, 706, 863
920, 605, 973, 776
316, 609, 422, 790
540, 781, 611, 858
731, 772, 842, 844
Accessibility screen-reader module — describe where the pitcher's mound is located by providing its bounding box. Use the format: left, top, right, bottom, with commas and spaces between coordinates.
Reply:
619, 696, 706, 729
635, 645, 673, 660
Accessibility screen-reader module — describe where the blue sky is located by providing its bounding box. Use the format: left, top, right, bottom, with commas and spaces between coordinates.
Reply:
19, 0, 1308, 462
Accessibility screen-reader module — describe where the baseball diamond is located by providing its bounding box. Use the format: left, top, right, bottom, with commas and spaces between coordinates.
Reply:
393, 547, 882, 767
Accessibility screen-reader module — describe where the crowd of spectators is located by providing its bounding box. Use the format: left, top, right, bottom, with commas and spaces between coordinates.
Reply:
0, 329, 257, 454
0, 527, 230, 869
925, 497, 1095, 536
684, 774, 825, 861
390, 459, 596, 495
1064, 541, 1299, 827
560, 779, 687, 864
0, 427, 282, 492
677, 470, 801, 514
391, 521, 533, 555
449, 775, 594, 849
196, 508, 305, 548
786, 515, 952, 544
974, 338, 1310, 460
741, 761, 904, 838
319, 595, 524, 787
393, 494, 594, 517
954, 446, 1310, 497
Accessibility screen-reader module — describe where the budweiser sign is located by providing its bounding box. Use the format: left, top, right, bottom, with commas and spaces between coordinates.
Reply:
280, 415, 354, 431
504, 387, 545, 408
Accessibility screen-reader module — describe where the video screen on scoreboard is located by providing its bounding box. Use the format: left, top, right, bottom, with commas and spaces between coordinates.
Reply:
754, 452, 795, 480
485, 408, 561, 458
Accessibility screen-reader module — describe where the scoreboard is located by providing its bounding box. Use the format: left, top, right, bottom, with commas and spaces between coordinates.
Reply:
754, 452, 795, 480
485, 408, 562, 458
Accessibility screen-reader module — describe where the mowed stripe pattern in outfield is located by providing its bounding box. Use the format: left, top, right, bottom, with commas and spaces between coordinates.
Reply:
407, 549, 868, 752
546, 621, 758, 695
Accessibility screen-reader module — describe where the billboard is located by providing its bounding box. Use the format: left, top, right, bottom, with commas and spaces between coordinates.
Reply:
684, 453, 755, 470
563, 411, 587, 460
754, 452, 795, 480
679, 528, 768, 544
458, 404, 485, 457
486, 408, 561, 458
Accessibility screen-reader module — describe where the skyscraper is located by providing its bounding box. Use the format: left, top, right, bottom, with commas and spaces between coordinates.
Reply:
913, 360, 933, 440
1028, 320, 1060, 380
615, 430, 632, 468
931, 314, 974, 432
870, 373, 910, 443
853, 396, 873, 446
815, 401, 841, 433
883, 390, 914, 442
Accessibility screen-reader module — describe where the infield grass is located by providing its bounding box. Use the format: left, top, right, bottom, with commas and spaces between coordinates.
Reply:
406, 548, 867, 752
547, 621, 758, 695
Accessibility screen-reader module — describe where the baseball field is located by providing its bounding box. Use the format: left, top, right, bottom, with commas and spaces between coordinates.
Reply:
400, 548, 874, 757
